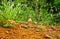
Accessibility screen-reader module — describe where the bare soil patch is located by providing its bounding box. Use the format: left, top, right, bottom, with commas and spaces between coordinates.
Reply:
0, 22, 60, 39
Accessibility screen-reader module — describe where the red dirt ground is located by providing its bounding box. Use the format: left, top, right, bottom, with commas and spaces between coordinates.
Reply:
0, 22, 60, 39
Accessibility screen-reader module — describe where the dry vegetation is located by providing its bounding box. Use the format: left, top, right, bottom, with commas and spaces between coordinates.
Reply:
0, 20, 60, 39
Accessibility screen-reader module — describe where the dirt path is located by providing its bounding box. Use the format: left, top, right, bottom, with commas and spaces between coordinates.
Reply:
0, 22, 60, 39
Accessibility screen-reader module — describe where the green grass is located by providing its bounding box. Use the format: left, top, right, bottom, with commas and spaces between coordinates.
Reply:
0, 0, 60, 28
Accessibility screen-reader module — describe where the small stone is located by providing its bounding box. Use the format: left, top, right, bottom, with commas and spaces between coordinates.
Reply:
35, 29, 39, 32
6, 31, 9, 34
21, 26, 28, 29
30, 26, 34, 28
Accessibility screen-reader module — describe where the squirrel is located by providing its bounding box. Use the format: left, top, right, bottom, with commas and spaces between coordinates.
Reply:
28, 15, 32, 22
28, 15, 38, 24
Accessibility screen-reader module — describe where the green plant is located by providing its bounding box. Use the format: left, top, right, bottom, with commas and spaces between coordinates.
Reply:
3, 23, 12, 28
0, 19, 15, 28
0, 0, 60, 26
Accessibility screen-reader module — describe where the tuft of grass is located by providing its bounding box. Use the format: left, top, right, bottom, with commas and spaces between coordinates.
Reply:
0, 19, 14, 28
3, 23, 12, 28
